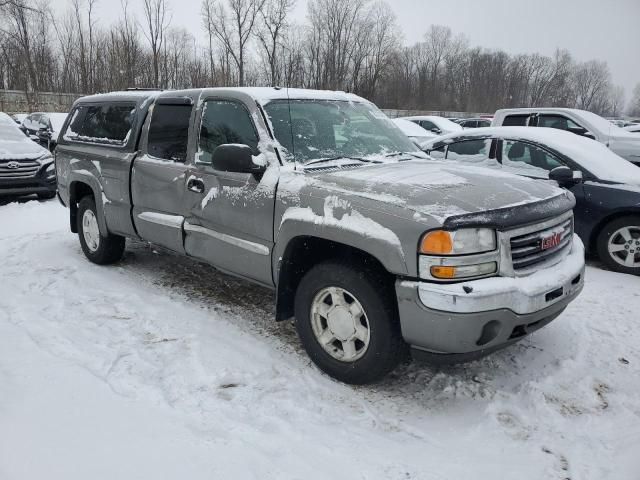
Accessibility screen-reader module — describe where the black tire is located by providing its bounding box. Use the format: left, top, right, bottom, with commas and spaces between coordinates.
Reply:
596, 215, 640, 275
294, 261, 407, 384
37, 191, 56, 200
77, 195, 125, 265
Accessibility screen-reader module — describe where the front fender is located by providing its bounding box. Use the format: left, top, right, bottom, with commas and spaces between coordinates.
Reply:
273, 201, 409, 279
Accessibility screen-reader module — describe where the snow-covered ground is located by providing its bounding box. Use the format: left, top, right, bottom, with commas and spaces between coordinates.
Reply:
1, 199, 639, 480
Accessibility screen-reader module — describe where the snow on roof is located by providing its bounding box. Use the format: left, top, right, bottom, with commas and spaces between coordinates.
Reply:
78, 90, 163, 103
197, 87, 367, 104
392, 118, 435, 138
422, 126, 640, 185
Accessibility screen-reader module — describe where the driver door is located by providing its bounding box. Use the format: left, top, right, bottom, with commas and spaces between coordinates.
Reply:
182, 98, 277, 286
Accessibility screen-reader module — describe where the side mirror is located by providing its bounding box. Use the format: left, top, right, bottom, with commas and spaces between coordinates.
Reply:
583, 132, 596, 140
211, 144, 266, 174
431, 128, 442, 134
549, 166, 581, 187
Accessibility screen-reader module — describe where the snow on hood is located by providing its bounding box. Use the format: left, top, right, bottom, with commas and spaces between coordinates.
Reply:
0, 120, 50, 160
424, 127, 640, 186
305, 160, 565, 222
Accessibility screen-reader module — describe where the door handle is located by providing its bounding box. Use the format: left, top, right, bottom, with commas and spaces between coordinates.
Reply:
187, 178, 205, 194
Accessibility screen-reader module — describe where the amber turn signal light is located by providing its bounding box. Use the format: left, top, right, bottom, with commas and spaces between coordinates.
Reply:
420, 230, 453, 254
430, 265, 456, 279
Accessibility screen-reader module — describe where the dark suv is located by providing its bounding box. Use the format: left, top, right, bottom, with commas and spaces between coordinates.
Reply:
0, 113, 56, 199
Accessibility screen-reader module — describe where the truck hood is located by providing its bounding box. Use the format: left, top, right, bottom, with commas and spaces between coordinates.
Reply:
307, 160, 568, 222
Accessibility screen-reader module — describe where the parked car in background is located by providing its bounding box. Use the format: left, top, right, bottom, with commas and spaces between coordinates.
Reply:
10, 113, 27, 125
55, 88, 583, 384
401, 115, 463, 135
20, 112, 68, 151
458, 118, 492, 129
422, 126, 640, 275
392, 118, 437, 147
492, 108, 640, 166
0, 112, 57, 200
625, 124, 640, 133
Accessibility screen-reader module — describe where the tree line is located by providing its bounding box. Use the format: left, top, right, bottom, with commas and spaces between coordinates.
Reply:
1, 0, 637, 116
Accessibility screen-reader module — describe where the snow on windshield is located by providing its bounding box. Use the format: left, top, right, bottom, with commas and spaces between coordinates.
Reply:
263, 100, 421, 164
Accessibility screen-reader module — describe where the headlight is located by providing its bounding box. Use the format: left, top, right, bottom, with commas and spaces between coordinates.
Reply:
420, 228, 496, 255
38, 153, 53, 165
419, 228, 499, 282
45, 162, 56, 178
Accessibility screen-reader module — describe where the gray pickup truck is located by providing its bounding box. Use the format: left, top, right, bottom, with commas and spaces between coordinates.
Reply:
55, 88, 585, 384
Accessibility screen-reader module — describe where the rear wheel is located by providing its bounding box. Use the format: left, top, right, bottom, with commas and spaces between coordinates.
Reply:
597, 216, 640, 275
77, 196, 125, 265
294, 261, 406, 384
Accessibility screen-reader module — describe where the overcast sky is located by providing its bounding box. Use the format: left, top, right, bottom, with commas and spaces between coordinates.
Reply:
51, 0, 640, 98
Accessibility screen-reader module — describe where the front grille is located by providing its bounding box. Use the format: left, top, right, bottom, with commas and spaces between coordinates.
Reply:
0, 159, 40, 179
509, 217, 573, 271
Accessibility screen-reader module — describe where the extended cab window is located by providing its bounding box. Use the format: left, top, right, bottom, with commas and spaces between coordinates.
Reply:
501, 140, 563, 178
147, 104, 193, 162
64, 103, 135, 145
503, 115, 529, 126
537, 114, 586, 134
197, 100, 259, 164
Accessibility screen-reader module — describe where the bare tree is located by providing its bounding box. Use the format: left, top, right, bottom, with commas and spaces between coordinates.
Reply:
201, 0, 218, 85
608, 85, 625, 117
627, 84, 640, 117
256, 0, 295, 86
207, 0, 267, 87
572, 60, 611, 114
142, 0, 171, 88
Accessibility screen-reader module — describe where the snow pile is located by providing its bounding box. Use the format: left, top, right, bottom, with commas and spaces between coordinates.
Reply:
1, 200, 639, 479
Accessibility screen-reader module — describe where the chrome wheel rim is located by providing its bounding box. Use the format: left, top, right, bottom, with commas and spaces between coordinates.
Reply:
82, 209, 100, 252
310, 286, 370, 363
607, 226, 640, 268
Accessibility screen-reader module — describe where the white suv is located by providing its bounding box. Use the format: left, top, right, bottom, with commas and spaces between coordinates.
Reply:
492, 108, 640, 166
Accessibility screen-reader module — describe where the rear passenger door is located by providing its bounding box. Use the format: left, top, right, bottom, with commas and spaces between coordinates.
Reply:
182, 97, 277, 286
131, 98, 194, 254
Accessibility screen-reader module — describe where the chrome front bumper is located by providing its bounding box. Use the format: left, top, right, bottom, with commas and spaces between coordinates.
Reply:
396, 235, 585, 357
417, 235, 585, 315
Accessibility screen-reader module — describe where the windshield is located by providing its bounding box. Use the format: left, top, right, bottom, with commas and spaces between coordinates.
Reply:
263, 99, 421, 164
579, 110, 629, 136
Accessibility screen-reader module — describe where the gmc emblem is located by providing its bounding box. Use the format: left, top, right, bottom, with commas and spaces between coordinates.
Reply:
541, 232, 562, 250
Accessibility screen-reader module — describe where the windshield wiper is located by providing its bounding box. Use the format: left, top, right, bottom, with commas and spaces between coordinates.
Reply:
303, 156, 383, 167
384, 151, 425, 160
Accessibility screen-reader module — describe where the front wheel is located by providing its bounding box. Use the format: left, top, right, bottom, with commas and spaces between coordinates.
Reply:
596, 216, 640, 275
77, 196, 125, 265
294, 261, 406, 384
